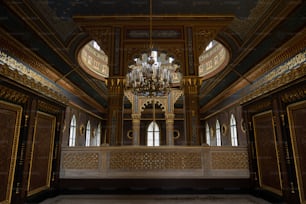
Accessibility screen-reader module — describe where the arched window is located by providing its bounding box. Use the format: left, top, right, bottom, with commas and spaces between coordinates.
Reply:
96, 123, 101, 146
85, 121, 91, 146
147, 121, 160, 146
69, 115, 76, 147
205, 122, 210, 145
216, 120, 221, 146
230, 114, 238, 146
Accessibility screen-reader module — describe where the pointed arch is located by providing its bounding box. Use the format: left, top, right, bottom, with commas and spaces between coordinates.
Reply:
216, 120, 221, 146
230, 114, 238, 146
96, 123, 101, 146
69, 115, 77, 147
205, 122, 210, 146
85, 120, 91, 146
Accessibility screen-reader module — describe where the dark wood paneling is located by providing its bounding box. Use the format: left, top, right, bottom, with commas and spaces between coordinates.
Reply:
27, 112, 56, 196
0, 101, 22, 203
287, 101, 306, 203
253, 111, 282, 196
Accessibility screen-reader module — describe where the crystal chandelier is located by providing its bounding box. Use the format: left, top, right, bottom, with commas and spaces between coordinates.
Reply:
125, 0, 182, 97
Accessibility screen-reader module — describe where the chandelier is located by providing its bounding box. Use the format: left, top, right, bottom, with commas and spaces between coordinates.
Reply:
125, 0, 182, 97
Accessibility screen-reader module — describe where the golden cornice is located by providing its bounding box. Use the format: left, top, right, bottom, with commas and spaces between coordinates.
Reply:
74, 15, 234, 26
0, 85, 29, 104
240, 58, 306, 104
0, 64, 68, 104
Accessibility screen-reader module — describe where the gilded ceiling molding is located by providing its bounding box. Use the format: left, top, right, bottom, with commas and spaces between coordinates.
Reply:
240, 51, 306, 104
0, 85, 28, 104
0, 64, 68, 104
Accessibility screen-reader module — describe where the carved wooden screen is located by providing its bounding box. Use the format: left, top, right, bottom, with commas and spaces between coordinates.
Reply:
27, 111, 56, 196
0, 101, 22, 204
287, 101, 306, 203
253, 111, 282, 195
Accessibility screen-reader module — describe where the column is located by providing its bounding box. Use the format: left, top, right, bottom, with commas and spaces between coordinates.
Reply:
184, 77, 200, 145
107, 78, 124, 145
165, 113, 175, 145
131, 113, 141, 145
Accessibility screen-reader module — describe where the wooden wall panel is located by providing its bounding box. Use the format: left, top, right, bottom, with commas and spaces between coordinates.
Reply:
253, 111, 282, 195
0, 101, 22, 204
27, 112, 56, 196
287, 101, 306, 203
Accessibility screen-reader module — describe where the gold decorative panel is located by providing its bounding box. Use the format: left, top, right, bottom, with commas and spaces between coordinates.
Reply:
0, 101, 22, 204
110, 151, 201, 170
211, 152, 249, 169
27, 112, 56, 197
62, 152, 99, 169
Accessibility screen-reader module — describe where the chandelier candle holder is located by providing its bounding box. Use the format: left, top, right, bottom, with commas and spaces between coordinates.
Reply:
125, 51, 181, 96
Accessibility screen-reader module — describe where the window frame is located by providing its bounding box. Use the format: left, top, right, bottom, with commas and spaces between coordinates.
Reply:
147, 121, 160, 147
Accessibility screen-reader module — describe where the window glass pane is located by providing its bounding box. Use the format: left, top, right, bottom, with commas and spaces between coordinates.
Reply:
69, 115, 76, 147
216, 120, 221, 146
230, 114, 238, 146
205, 122, 210, 145
85, 121, 91, 146
147, 121, 160, 146
147, 132, 153, 146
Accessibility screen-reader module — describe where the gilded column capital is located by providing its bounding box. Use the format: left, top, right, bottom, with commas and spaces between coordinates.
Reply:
183, 77, 200, 94
107, 77, 125, 94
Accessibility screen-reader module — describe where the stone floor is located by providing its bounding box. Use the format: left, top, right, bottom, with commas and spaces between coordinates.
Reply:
39, 194, 272, 204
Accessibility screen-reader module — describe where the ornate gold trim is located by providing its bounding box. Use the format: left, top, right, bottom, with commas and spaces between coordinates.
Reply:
27, 111, 56, 197
281, 82, 306, 104
240, 119, 246, 133
287, 100, 306, 203
127, 130, 133, 140
0, 85, 29, 104
241, 52, 306, 104
221, 124, 227, 136
0, 63, 68, 104
252, 110, 282, 196
0, 100, 22, 204
80, 124, 85, 136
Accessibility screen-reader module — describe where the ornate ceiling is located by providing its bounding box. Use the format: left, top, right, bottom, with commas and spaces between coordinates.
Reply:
0, 0, 305, 114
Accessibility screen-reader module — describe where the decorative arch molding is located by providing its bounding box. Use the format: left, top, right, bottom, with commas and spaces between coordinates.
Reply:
124, 89, 183, 146
124, 89, 183, 114
77, 40, 109, 81
198, 40, 230, 80
140, 98, 166, 113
